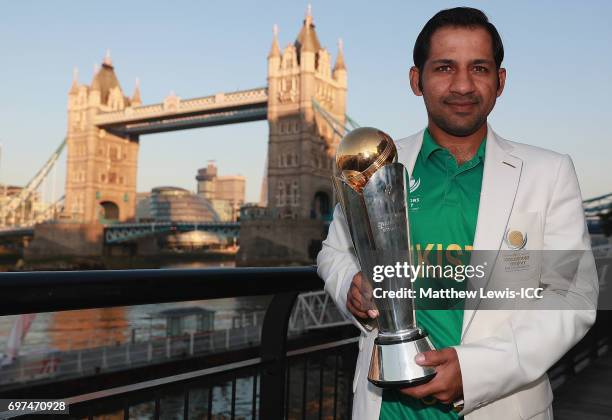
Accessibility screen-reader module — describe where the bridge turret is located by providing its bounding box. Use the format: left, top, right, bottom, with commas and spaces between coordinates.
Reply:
332, 39, 347, 122
267, 24, 281, 125
268, 24, 281, 61
333, 39, 346, 76
89, 51, 129, 110
69, 67, 79, 95
295, 6, 318, 73
88, 64, 101, 107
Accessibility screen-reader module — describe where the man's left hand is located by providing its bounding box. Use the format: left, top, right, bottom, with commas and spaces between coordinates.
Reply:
399, 347, 463, 405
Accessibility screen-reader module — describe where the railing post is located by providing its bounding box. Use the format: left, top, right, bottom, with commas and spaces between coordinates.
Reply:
102, 347, 107, 370
259, 291, 299, 420
126, 343, 131, 365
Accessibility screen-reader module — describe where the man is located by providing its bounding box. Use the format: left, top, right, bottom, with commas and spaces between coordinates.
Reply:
317, 7, 598, 420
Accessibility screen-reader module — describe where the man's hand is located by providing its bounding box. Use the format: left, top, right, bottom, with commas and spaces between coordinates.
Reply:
400, 348, 463, 405
346, 271, 379, 319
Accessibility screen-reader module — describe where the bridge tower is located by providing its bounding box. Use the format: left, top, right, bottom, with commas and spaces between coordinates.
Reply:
266, 8, 347, 220
65, 52, 140, 223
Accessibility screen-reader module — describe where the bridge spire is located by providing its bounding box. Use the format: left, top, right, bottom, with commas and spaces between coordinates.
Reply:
103, 49, 112, 67
131, 78, 141, 107
295, 3, 320, 55
334, 38, 346, 71
69, 67, 79, 94
268, 24, 280, 58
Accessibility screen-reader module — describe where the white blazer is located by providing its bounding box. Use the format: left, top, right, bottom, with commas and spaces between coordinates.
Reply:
317, 125, 598, 420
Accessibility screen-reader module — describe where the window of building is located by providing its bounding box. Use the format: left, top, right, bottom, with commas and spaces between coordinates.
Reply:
277, 181, 285, 206
291, 181, 299, 206
110, 146, 119, 161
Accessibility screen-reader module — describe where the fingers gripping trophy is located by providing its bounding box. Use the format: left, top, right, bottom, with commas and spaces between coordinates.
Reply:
333, 127, 436, 387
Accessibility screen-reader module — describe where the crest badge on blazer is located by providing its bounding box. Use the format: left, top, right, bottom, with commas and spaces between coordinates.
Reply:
505, 229, 527, 250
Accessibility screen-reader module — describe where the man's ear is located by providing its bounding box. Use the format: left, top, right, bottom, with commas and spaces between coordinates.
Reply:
409, 66, 423, 96
496, 67, 506, 97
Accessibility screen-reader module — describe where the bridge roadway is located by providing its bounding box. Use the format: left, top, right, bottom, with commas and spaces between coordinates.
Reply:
95, 87, 268, 137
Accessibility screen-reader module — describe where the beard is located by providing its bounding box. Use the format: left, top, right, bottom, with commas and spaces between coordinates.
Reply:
424, 93, 492, 137
429, 110, 487, 137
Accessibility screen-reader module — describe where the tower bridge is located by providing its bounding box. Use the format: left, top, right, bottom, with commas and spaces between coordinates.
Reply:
0, 8, 351, 264
65, 9, 347, 228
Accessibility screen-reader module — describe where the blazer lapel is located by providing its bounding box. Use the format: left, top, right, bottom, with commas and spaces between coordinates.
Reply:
461, 125, 523, 340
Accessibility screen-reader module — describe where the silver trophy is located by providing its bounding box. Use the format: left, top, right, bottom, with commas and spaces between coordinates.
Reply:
333, 127, 436, 387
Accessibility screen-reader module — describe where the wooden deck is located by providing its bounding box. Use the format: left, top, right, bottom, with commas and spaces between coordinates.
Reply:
553, 350, 612, 419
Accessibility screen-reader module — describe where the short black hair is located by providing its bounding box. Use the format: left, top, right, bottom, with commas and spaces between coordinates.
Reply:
413, 7, 504, 72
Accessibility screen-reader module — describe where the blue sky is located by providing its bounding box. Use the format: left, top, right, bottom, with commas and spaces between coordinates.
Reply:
0, 1, 611, 202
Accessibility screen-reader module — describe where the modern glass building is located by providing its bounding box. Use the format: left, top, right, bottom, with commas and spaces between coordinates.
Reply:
148, 186, 220, 222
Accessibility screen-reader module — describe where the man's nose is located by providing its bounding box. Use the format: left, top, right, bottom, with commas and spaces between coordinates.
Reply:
449, 68, 476, 95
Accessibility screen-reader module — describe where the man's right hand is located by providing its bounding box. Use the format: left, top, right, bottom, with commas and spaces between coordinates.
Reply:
346, 271, 379, 320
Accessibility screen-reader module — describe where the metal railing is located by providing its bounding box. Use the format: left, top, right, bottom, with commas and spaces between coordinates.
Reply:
0, 267, 359, 419
0, 268, 610, 419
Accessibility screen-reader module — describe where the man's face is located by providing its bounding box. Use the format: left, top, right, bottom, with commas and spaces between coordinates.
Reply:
410, 26, 506, 137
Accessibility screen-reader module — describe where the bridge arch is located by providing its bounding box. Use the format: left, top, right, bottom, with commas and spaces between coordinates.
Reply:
99, 201, 120, 221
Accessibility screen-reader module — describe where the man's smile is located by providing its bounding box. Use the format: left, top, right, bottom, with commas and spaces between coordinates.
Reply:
444, 100, 478, 113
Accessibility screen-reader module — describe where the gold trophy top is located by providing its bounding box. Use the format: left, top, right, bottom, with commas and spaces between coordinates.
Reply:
335, 127, 398, 192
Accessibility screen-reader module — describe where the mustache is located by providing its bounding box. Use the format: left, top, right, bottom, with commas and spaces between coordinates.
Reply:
443, 95, 480, 105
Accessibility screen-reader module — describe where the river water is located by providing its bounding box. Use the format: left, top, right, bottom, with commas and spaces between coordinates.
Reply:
0, 261, 272, 356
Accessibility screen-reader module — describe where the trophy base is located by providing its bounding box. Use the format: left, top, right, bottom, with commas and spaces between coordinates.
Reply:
367, 331, 437, 388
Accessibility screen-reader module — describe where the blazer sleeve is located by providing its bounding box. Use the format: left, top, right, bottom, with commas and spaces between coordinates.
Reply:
317, 203, 375, 334
454, 154, 599, 415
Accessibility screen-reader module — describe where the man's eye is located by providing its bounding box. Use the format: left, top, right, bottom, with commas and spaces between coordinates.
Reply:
436, 65, 452, 72
473, 66, 488, 73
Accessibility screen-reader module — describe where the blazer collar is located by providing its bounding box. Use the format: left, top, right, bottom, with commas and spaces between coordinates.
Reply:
472, 124, 523, 250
